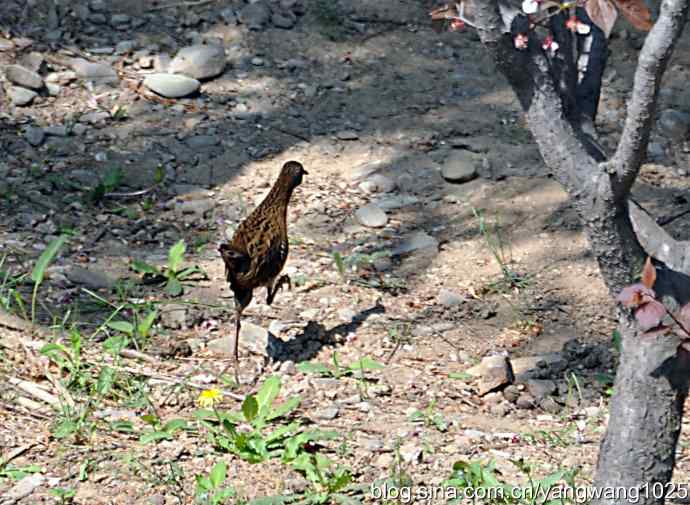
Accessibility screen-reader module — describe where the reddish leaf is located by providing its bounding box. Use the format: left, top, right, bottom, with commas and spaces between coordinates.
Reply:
617, 283, 655, 307
611, 0, 653, 31
635, 300, 667, 331
641, 256, 656, 289
585, 0, 619, 38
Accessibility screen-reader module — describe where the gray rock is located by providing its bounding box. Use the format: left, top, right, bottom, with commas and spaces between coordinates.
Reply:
0, 38, 14, 51
46, 83, 61, 96
25, 127, 45, 146
69, 169, 99, 186
438, 288, 463, 307
442, 150, 479, 183
314, 406, 339, 420
272, 11, 297, 28
44, 125, 69, 137
89, 13, 107, 24
239, 2, 271, 30
115, 40, 136, 54
358, 174, 396, 194
348, 160, 382, 182
337, 130, 359, 140
80, 111, 110, 124
658, 109, 689, 141
526, 379, 557, 400
111, 13, 131, 25
46, 70, 77, 84
539, 396, 562, 414
186, 135, 220, 149
72, 124, 88, 136
220, 7, 238, 24
144, 73, 200, 98
154, 53, 172, 72
19, 52, 45, 73
355, 204, 388, 228
160, 303, 188, 329
392, 231, 438, 255
2, 474, 45, 504
208, 321, 287, 358
169, 44, 226, 80
8, 86, 37, 106
502, 385, 521, 403
516, 393, 535, 409
5, 65, 43, 90
474, 355, 514, 396
70, 58, 119, 84
399, 442, 423, 464
177, 199, 214, 216
374, 194, 419, 210
90, 0, 107, 12
251, 57, 264, 66
65, 266, 116, 290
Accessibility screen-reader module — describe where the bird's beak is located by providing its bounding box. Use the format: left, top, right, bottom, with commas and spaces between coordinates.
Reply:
302, 169, 309, 175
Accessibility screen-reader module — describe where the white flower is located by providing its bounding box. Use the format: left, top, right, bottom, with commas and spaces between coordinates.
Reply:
522, 0, 539, 14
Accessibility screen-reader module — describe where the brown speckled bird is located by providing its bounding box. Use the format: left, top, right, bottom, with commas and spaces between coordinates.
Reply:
218, 160, 307, 382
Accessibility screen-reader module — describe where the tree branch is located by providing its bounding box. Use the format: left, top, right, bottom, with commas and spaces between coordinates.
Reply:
612, 0, 690, 200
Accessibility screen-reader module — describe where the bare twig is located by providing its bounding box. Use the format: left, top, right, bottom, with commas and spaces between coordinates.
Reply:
612, 0, 690, 199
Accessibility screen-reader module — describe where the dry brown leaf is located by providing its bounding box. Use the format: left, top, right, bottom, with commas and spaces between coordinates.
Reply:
585, 0, 619, 38
612, 0, 653, 31
641, 256, 657, 289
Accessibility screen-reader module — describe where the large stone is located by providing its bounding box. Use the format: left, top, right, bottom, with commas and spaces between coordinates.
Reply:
392, 231, 438, 255
70, 58, 119, 84
658, 109, 689, 142
526, 378, 557, 400
470, 355, 515, 395
24, 127, 45, 146
355, 204, 388, 228
169, 44, 226, 80
143, 73, 200, 98
239, 2, 271, 30
208, 321, 288, 359
65, 266, 116, 290
442, 149, 479, 183
5, 64, 43, 89
8, 86, 37, 106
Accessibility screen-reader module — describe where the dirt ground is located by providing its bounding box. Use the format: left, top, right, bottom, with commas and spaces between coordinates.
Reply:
1, 0, 690, 503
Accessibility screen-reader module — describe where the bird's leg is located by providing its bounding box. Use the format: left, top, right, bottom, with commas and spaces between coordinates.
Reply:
266, 274, 291, 306
219, 304, 244, 384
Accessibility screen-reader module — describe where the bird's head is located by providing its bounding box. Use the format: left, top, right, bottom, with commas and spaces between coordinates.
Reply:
280, 160, 308, 189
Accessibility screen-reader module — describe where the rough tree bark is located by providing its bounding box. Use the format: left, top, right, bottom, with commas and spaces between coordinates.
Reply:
466, 0, 690, 502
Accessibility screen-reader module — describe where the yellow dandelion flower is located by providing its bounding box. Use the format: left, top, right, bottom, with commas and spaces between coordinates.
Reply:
197, 388, 223, 408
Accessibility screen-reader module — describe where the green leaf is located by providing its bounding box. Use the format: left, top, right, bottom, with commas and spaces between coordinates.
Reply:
332, 251, 345, 277
131, 259, 159, 275
96, 366, 115, 396
256, 375, 281, 419
52, 420, 78, 439
165, 277, 183, 297
102, 335, 128, 355
168, 239, 186, 274
140, 414, 159, 426
209, 461, 227, 489
295, 362, 333, 376
139, 430, 172, 444
137, 310, 158, 338
31, 235, 67, 284
448, 372, 474, 381
110, 420, 134, 433
265, 396, 301, 422
162, 419, 187, 433
612, 329, 621, 352
242, 395, 259, 423
347, 357, 385, 371
107, 320, 134, 335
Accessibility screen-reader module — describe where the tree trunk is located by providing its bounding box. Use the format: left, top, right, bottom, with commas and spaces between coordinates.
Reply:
591, 311, 689, 505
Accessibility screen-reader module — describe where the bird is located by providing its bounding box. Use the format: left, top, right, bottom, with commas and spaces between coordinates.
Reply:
218, 160, 308, 383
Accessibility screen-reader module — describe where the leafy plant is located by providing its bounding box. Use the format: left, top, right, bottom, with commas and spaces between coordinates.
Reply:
139, 416, 188, 444
195, 375, 320, 463
106, 308, 158, 348
194, 461, 236, 505
296, 353, 385, 380
88, 166, 123, 203
131, 239, 206, 296
0, 254, 28, 318
444, 458, 579, 505
40, 327, 88, 392
0, 463, 43, 481
408, 399, 448, 432
50, 487, 76, 504
472, 208, 529, 292
31, 235, 67, 322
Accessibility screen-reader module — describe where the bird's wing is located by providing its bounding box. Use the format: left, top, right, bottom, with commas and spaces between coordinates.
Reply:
218, 243, 250, 280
